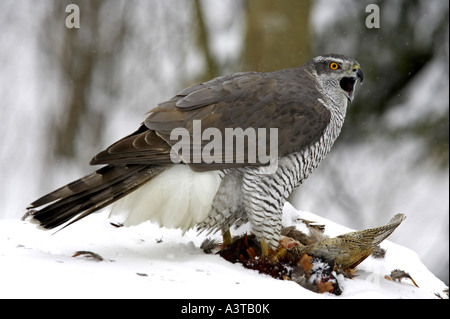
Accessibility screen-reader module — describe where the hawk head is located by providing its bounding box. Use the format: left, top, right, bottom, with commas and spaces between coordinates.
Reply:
308, 54, 364, 102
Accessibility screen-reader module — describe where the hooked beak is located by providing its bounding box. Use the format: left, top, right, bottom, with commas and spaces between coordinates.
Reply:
340, 66, 364, 102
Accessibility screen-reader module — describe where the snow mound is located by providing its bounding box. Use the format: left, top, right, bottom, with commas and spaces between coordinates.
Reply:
0, 202, 447, 299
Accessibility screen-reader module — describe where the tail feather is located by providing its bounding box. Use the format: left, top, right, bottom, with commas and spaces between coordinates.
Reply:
26, 164, 167, 229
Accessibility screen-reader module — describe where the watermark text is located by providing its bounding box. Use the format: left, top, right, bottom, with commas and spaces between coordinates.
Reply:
169, 120, 278, 173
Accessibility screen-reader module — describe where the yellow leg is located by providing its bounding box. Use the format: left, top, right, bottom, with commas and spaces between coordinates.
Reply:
260, 239, 286, 262
222, 229, 232, 246
273, 247, 287, 263
260, 239, 269, 257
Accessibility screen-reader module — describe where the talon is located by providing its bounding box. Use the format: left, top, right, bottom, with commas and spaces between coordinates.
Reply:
259, 239, 286, 263
271, 247, 287, 263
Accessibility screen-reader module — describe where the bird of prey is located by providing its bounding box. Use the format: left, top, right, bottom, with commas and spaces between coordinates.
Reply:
25, 54, 363, 256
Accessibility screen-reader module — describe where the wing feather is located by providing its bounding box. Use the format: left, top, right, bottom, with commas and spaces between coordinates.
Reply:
91, 68, 331, 171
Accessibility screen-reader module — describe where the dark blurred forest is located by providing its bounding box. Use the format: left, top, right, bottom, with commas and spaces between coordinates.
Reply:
0, 0, 448, 284
35, 0, 448, 167
41, 0, 315, 161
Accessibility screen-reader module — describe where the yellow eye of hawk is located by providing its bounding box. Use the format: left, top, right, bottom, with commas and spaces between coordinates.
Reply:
329, 62, 339, 70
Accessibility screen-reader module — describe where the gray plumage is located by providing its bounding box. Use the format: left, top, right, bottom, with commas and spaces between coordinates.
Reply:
26, 54, 363, 253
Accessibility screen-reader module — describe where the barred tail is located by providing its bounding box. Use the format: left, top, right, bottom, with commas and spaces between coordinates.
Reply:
25, 164, 166, 230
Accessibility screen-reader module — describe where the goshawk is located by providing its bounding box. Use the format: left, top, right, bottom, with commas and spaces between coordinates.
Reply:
25, 54, 363, 255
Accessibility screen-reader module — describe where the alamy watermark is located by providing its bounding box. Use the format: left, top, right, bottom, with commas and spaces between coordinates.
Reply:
67, 3, 380, 30
169, 120, 279, 174
365, 4, 380, 29
65, 4, 80, 29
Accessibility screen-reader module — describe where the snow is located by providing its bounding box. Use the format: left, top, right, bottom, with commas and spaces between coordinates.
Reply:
0, 203, 447, 299
1, 1, 448, 288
